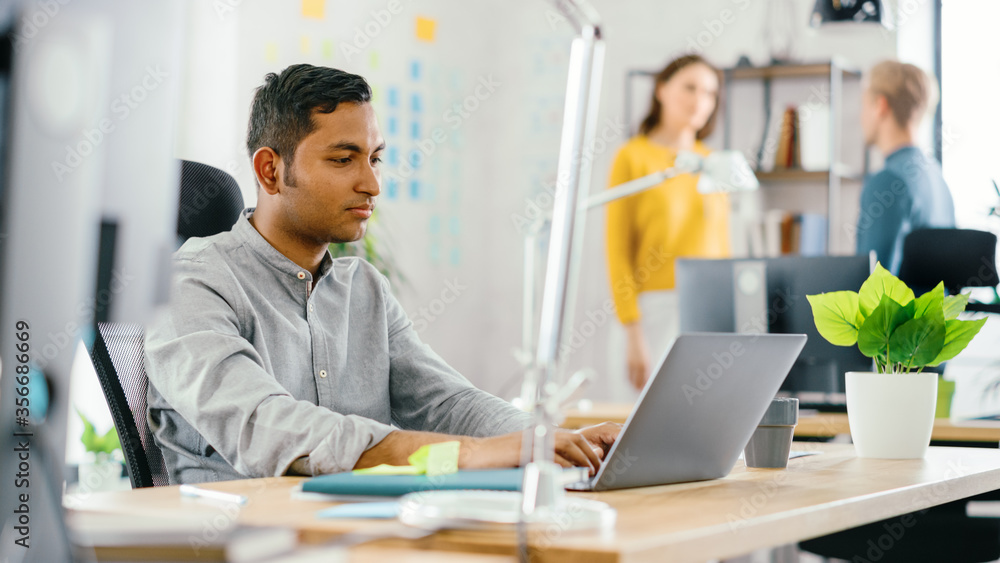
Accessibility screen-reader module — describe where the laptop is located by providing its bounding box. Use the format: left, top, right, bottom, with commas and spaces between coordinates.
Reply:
567, 332, 807, 491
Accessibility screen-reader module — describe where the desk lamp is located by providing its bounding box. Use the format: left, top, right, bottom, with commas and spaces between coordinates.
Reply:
397, 0, 758, 543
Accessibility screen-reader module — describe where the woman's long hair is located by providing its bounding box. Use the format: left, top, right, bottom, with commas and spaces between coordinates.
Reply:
638, 54, 723, 141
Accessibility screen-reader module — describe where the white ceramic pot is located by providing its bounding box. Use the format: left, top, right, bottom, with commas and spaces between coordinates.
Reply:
845, 371, 938, 459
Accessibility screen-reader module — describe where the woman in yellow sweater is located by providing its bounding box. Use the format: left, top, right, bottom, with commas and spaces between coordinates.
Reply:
607, 54, 730, 391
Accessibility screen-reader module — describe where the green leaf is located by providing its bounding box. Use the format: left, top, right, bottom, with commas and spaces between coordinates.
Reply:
807, 291, 862, 346
78, 409, 121, 455
912, 282, 944, 319
78, 409, 96, 449
943, 293, 970, 320
98, 426, 120, 455
928, 317, 988, 366
858, 263, 915, 317
858, 295, 914, 359
887, 308, 945, 367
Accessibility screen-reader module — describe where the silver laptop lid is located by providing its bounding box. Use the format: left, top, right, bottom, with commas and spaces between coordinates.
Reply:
591, 332, 806, 491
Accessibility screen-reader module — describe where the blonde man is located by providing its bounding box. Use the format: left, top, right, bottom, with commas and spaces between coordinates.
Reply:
856, 60, 955, 273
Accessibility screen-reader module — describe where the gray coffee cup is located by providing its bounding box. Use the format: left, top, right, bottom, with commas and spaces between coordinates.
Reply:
744, 397, 799, 468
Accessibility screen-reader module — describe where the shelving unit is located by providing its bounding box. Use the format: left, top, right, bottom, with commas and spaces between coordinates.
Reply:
622, 60, 867, 255
722, 60, 865, 254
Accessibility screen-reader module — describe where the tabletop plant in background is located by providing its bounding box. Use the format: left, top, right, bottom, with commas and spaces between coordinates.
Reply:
79, 408, 121, 462
77, 409, 124, 491
805, 263, 989, 458
329, 209, 406, 287
806, 263, 986, 374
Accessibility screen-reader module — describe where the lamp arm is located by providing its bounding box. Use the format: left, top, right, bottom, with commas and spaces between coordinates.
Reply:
579, 167, 680, 210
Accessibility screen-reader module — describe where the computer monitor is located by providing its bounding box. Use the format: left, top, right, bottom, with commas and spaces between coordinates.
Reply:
676, 256, 874, 407
0, 3, 184, 561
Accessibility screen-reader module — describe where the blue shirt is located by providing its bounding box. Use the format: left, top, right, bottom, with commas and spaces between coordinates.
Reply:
856, 146, 955, 273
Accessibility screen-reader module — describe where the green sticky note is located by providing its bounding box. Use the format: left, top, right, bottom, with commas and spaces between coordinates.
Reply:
353, 463, 422, 476
352, 441, 461, 476
409, 440, 460, 476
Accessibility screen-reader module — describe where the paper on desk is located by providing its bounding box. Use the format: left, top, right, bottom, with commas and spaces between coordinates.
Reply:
352, 440, 459, 476
316, 501, 399, 519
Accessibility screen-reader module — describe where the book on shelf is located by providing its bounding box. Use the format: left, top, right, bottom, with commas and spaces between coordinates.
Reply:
756, 210, 826, 257
763, 103, 830, 174
773, 106, 801, 170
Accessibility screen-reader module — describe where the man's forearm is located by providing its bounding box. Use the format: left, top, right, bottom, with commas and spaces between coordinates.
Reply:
289, 424, 618, 477
355, 430, 469, 469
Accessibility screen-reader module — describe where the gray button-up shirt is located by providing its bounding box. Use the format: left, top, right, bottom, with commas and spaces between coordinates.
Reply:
145, 209, 531, 484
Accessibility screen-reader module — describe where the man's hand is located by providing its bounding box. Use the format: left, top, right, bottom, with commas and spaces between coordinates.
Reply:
576, 422, 622, 458
460, 422, 623, 476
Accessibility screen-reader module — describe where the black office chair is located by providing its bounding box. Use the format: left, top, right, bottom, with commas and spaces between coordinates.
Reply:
89, 160, 244, 488
897, 228, 1000, 313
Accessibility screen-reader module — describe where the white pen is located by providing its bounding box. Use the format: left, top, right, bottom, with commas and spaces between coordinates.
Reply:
179, 484, 248, 505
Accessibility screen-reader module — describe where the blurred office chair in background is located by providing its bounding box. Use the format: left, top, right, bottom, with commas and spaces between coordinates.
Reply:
897, 228, 1000, 313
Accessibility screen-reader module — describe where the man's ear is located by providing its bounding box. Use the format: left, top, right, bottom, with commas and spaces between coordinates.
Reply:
875, 94, 891, 120
252, 147, 281, 195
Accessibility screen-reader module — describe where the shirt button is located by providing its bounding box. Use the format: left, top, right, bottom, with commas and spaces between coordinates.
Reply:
319, 370, 327, 378
309, 304, 314, 312
297, 271, 306, 280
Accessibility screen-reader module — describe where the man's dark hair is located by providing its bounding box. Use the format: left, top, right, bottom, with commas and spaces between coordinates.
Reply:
246, 64, 372, 172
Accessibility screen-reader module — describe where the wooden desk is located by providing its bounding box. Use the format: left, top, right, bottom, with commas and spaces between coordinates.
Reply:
564, 402, 1000, 443
70, 444, 1000, 563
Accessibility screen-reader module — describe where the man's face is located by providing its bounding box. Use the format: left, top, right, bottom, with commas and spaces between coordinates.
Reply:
279, 102, 384, 244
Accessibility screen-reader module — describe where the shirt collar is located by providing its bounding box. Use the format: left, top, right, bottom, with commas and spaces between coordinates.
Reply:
885, 145, 921, 163
233, 208, 335, 284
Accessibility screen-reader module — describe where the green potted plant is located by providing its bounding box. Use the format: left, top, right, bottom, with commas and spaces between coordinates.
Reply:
77, 409, 124, 492
329, 209, 406, 287
807, 263, 987, 458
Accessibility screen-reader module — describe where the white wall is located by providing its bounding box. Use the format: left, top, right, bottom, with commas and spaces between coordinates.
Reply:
168, 0, 906, 407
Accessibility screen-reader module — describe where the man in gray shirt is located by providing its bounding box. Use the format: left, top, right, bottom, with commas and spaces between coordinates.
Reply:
146, 64, 619, 484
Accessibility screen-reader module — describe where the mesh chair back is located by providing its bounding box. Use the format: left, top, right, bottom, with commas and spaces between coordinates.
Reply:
91, 322, 168, 487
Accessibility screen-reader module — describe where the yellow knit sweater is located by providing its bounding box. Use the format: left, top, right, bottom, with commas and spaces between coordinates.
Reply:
605, 136, 731, 324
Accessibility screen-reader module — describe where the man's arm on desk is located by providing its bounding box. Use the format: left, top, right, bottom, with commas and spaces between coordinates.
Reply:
351, 422, 621, 475
289, 423, 621, 476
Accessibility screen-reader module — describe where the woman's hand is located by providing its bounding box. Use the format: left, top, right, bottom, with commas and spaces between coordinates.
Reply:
625, 322, 651, 391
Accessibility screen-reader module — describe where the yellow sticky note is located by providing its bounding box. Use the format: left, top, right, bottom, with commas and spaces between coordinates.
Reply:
322, 39, 334, 60
415, 16, 437, 42
353, 464, 422, 476
407, 441, 460, 476
426, 441, 460, 476
369, 50, 379, 69
299, 35, 310, 55
301, 0, 324, 20
264, 42, 278, 63
351, 441, 460, 476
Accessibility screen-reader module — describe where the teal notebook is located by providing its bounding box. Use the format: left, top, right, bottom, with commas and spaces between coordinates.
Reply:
302, 468, 524, 497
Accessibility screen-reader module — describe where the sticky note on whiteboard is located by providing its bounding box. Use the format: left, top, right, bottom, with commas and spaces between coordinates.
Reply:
415, 17, 437, 42
302, 0, 324, 19
265, 42, 278, 63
